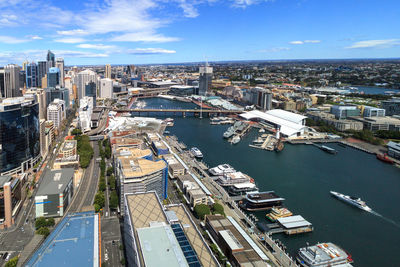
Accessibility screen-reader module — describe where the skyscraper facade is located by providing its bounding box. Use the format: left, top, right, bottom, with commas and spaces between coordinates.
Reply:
0, 69, 4, 98
55, 58, 65, 87
198, 64, 213, 96
37, 61, 47, 88
47, 67, 60, 88
0, 96, 40, 174
105, 64, 111, 79
46, 50, 55, 70
4, 64, 20, 98
26, 63, 38, 88
76, 69, 98, 100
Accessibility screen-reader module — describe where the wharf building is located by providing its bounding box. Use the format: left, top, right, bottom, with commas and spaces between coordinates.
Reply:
169, 85, 198, 96
0, 173, 27, 229
240, 109, 308, 138
387, 141, 400, 159
205, 214, 269, 267
162, 154, 186, 179
26, 212, 100, 267
35, 168, 74, 218
123, 192, 219, 267
199, 64, 213, 96
0, 96, 40, 175
381, 98, 400, 116
176, 174, 209, 208
351, 116, 400, 132
307, 111, 364, 131
115, 155, 168, 215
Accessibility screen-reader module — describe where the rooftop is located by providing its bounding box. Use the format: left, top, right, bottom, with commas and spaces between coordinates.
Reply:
0, 175, 12, 187
118, 157, 166, 178
36, 169, 74, 195
26, 212, 99, 267
114, 147, 152, 158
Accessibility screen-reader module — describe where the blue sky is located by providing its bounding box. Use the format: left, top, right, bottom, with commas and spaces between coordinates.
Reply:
0, 0, 399, 65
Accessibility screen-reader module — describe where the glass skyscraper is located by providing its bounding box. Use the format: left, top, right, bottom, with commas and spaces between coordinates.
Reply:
47, 67, 60, 88
0, 97, 40, 174
26, 63, 38, 88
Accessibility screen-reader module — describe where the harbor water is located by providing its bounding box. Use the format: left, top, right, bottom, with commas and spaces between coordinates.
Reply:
132, 97, 400, 267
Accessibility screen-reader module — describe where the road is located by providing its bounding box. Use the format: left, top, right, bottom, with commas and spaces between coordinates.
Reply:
68, 142, 99, 213
101, 217, 123, 267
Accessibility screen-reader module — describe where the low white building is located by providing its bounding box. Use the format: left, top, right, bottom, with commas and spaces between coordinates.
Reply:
240, 109, 308, 138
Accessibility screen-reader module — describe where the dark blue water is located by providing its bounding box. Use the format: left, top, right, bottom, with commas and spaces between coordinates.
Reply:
352, 86, 400, 95
134, 98, 400, 267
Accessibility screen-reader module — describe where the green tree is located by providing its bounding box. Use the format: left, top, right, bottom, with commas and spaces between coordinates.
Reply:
5, 256, 19, 267
94, 192, 105, 208
212, 203, 225, 216
36, 227, 50, 237
46, 217, 55, 227
194, 204, 211, 220
94, 203, 101, 212
109, 175, 116, 190
71, 128, 82, 136
35, 217, 47, 229
106, 167, 114, 176
99, 180, 106, 192
109, 191, 119, 209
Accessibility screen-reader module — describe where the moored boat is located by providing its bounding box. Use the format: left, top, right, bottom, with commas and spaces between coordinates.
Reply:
376, 153, 394, 164
266, 207, 293, 222
239, 191, 285, 211
190, 147, 203, 159
296, 242, 353, 267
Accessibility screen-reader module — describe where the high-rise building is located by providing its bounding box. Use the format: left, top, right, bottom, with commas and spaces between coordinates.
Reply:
45, 87, 69, 109
25, 88, 47, 120
0, 96, 40, 174
47, 99, 66, 129
4, 64, 21, 98
47, 67, 60, 88
26, 63, 38, 88
46, 50, 55, 70
100, 78, 113, 98
37, 61, 47, 88
76, 69, 98, 100
55, 58, 65, 87
199, 63, 213, 96
22, 61, 29, 71
381, 98, 400, 116
243, 87, 272, 111
0, 68, 4, 98
105, 64, 111, 79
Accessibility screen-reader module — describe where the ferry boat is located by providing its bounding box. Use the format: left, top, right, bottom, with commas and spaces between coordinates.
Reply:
376, 153, 394, 164
231, 136, 240, 144
227, 182, 258, 196
266, 207, 293, 222
320, 145, 337, 154
239, 191, 285, 211
297, 242, 353, 267
190, 147, 203, 159
208, 164, 236, 176
330, 191, 372, 212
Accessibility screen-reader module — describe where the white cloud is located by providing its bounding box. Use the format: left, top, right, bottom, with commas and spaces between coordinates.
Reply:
0, 35, 29, 44
77, 43, 116, 50
289, 40, 321, 45
57, 29, 89, 36
54, 50, 109, 58
346, 39, 400, 49
54, 37, 86, 44
126, 48, 176, 54
258, 47, 290, 53
31, 35, 42, 40
289, 40, 304, 45
111, 32, 180, 43
232, 0, 273, 8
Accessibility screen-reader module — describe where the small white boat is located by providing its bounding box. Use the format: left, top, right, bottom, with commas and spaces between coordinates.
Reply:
330, 191, 372, 212
259, 128, 266, 133
231, 136, 240, 144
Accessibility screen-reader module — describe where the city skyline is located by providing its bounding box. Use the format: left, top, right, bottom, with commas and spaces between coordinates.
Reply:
0, 0, 399, 65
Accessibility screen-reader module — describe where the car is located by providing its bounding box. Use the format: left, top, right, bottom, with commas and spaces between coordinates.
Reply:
5, 254, 10, 261
3, 252, 8, 259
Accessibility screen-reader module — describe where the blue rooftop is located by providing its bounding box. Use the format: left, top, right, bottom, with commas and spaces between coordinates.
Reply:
26, 212, 99, 267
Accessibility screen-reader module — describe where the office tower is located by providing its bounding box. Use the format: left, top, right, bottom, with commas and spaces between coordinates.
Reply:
37, 61, 47, 88
22, 60, 29, 71
4, 64, 21, 98
85, 82, 97, 106
47, 67, 60, 88
25, 88, 47, 120
47, 99, 66, 129
46, 50, 55, 70
0, 69, 4, 98
0, 96, 40, 174
76, 69, 97, 100
105, 64, 111, 79
26, 63, 38, 88
100, 78, 113, 98
45, 87, 69, 109
55, 58, 65, 87
198, 63, 213, 96
381, 98, 400, 116
243, 87, 272, 111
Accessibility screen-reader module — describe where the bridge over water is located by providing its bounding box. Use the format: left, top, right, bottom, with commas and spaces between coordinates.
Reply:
112, 108, 244, 117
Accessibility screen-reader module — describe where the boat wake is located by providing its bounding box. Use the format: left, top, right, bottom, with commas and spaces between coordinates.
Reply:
369, 210, 400, 228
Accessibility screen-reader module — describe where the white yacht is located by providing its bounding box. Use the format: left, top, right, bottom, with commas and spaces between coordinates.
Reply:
208, 164, 236, 176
